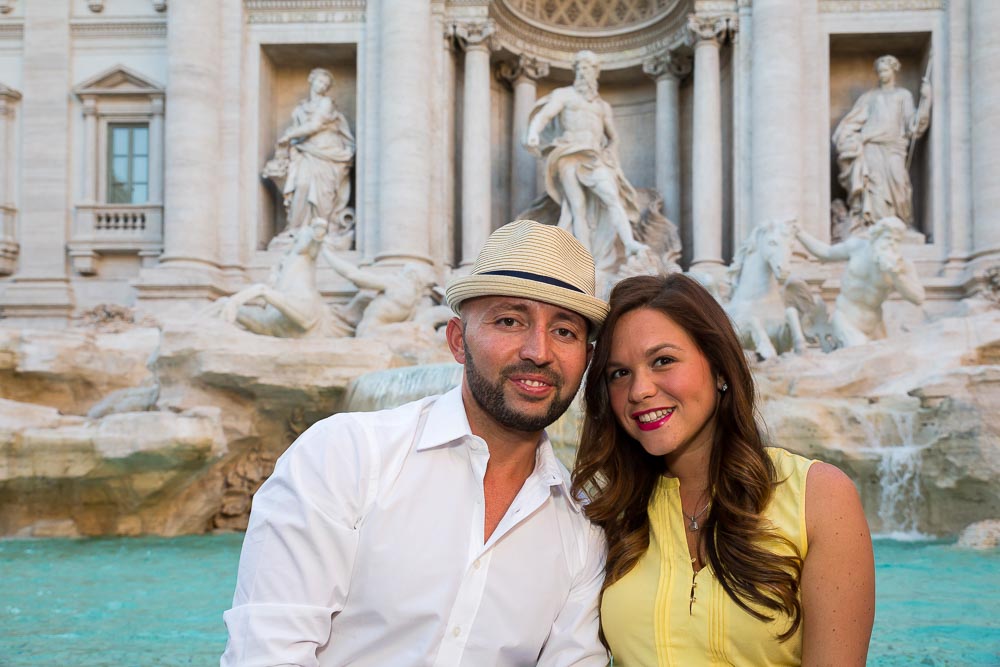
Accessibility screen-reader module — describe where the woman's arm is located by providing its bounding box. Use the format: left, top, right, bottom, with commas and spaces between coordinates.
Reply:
800, 462, 875, 667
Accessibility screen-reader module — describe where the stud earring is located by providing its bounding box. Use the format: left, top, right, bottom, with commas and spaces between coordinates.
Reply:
719, 382, 728, 393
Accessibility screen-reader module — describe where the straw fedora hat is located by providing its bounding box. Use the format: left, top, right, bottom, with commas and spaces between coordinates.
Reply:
445, 219, 609, 330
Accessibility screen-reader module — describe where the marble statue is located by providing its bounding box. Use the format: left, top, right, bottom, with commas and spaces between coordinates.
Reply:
263, 68, 355, 242
795, 216, 925, 348
833, 54, 931, 230
324, 254, 438, 338
725, 218, 813, 360
220, 218, 336, 337
523, 50, 679, 286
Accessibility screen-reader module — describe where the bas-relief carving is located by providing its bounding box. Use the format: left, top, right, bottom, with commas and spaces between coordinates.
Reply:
244, 0, 367, 25
796, 216, 925, 349
262, 67, 355, 247
522, 49, 680, 294
833, 54, 931, 232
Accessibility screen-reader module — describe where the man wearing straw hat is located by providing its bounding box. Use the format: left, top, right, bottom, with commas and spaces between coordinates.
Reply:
222, 219, 610, 666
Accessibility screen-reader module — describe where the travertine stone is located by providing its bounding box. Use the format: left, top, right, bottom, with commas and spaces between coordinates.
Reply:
643, 51, 689, 225
971, 0, 1000, 260
454, 20, 497, 266
687, 15, 728, 271
499, 55, 549, 218
750, 0, 803, 226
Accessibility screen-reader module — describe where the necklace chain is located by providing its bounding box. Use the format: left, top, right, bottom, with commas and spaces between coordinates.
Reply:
684, 501, 711, 532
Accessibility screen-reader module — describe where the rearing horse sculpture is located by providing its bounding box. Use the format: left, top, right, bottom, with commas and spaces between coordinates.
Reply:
725, 218, 814, 360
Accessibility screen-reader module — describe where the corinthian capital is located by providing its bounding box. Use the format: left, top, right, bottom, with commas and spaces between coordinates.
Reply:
497, 55, 550, 85
643, 51, 693, 81
686, 14, 733, 45
452, 19, 497, 53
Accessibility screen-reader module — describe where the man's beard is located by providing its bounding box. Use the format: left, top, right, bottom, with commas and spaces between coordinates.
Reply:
463, 341, 575, 432
573, 75, 599, 101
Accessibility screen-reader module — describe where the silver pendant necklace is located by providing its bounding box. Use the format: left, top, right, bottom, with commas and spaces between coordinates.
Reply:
685, 501, 711, 532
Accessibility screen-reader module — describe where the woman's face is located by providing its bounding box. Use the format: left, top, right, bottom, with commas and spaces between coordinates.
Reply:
605, 307, 720, 461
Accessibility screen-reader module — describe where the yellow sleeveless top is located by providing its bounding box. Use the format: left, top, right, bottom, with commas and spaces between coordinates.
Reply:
601, 448, 814, 666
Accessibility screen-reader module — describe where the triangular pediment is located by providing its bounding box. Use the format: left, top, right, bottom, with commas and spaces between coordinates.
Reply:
74, 65, 164, 97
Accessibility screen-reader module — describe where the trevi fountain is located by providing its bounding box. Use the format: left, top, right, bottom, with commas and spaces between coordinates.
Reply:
0, 0, 998, 663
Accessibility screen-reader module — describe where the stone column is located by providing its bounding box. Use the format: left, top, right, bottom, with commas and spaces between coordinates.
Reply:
970, 1, 1000, 262
454, 20, 496, 266
0, 85, 20, 276
0, 86, 19, 208
687, 15, 729, 271
148, 96, 165, 204
499, 55, 549, 219
375, 0, 433, 265
643, 51, 690, 225
80, 97, 98, 203
0, 1, 73, 319
945, 0, 972, 272
749, 0, 803, 228
157, 0, 221, 269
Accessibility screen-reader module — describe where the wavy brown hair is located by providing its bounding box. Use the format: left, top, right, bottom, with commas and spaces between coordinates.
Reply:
571, 274, 803, 639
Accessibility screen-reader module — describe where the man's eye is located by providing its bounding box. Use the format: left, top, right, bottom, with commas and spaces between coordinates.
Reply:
554, 327, 578, 339
498, 317, 518, 327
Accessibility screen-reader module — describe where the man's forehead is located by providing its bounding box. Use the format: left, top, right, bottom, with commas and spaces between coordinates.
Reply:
464, 295, 587, 323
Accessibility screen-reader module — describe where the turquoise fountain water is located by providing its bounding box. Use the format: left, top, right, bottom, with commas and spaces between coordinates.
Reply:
0, 535, 996, 665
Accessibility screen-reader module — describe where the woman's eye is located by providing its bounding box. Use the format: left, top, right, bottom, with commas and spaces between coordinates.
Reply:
608, 368, 628, 380
653, 356, 675, 367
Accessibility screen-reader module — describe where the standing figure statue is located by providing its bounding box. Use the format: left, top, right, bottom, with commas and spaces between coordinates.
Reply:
264, 67, 355, 240
219, 218, 336, 338
524, 50, 669, 280
833, 54, 931, 230
795, 216, 925, 348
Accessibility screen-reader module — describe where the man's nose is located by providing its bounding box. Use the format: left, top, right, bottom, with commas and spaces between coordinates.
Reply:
519, 326, 554, 365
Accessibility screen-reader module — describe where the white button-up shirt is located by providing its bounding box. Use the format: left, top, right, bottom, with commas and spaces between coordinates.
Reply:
222, 386, 609, 667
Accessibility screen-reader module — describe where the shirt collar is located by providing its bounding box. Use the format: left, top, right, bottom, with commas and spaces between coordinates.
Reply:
415, 386, 580, 511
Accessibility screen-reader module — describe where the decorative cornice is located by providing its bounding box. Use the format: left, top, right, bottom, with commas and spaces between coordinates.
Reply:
0, 22, 22, 39
818, 0, 942, 11
244, 0, 366, 23
643, 50, 691, 81
452, 19, 497, 52
70, 20, 167, 39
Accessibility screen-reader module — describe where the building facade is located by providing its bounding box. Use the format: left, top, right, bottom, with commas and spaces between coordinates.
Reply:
0, 0, 997, 324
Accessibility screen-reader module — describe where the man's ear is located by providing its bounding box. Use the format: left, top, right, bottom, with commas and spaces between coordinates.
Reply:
586, 341, 595, 367
445, 317, 466, 364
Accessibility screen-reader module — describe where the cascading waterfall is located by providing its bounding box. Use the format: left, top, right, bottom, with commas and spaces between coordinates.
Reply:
858, 411, 928, 539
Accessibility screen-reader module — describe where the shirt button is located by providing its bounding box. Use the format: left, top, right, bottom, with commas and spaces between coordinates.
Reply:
452, 626, 461, 637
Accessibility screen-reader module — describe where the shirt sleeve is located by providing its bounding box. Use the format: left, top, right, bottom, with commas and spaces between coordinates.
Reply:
221, 414, 378, 667
536, 521, 610, 667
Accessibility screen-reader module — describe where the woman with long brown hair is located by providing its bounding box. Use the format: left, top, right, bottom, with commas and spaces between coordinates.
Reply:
572, 274, 874, 665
